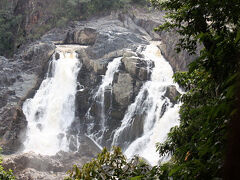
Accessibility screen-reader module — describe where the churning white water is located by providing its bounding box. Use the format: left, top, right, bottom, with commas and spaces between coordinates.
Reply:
87, 57, 122, 143
112, 42, 181, 165
22, 41, 180, 165
22, 47, 81, 155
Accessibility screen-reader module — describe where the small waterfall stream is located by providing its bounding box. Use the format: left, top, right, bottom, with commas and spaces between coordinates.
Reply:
86, 57, 122, 144
112, 42, 181, 165
22, 46, 81, 155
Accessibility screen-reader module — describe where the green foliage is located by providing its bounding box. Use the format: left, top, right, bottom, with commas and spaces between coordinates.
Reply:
0, 10, 23, 57
0, 148, 15, 180
150, 0, 240, 179
65, 147, 160, 180
49, 0, 146, 23
0, 166, 15, 180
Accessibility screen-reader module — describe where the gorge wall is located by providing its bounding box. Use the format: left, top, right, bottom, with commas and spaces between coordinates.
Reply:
0, 7, 193, 179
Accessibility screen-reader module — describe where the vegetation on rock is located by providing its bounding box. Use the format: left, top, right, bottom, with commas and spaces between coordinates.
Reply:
65, 147, 159, 180
0, 148, 15, 180
0, 4, 23, 57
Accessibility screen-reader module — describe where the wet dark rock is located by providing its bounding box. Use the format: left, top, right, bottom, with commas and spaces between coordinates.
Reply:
0, 106, 27, 154
77, 135, 102, 157
65, 28, 97, 45
165, 85, 180, 105
55, 52, 60, 60
114, 114, 145, 149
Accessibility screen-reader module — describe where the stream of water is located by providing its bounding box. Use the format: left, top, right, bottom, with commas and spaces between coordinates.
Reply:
23, 47, 81, 155
112, 43, 180, 165
86, 57, 122, 144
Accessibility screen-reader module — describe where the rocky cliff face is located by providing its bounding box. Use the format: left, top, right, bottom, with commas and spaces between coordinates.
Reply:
14, 0, 54, 34
120, 8, 198, 72
0, 7, 188, 179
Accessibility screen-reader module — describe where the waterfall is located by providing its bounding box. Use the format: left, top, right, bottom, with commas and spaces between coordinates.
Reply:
21, 42, 180, 165
112, 42, 181, 165
22, 47, 81, 155
87, 57, 122, 143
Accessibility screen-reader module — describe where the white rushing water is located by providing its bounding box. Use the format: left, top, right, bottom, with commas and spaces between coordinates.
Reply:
23, 47, 81, 155
21, 41, 180, 166
87, 57, 122, 143
112, 42, 181, 165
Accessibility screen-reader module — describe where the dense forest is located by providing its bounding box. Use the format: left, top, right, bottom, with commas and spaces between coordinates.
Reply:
1, 0, 240, 179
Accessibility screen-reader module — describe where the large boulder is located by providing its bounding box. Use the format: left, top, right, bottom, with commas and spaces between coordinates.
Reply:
121, 56, 149, 81
65, 28, 97, 45
113, 73, 134, 107
164, 85, 180, 105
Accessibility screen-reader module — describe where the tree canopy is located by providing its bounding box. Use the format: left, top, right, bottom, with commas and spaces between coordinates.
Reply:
65, 147, 158, 180
150, 0, 240, 179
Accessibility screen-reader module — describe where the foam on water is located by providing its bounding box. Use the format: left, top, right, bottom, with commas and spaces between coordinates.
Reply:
23, 47, 81, 155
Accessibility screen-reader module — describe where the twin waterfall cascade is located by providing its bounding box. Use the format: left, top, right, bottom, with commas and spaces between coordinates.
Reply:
22, 43, 180, 165
23, 46, 81, 155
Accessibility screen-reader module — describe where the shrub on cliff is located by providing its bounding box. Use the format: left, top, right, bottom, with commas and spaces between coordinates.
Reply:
0, 166, 15, 180
0, 148, 15, 180
65, 147, 159, 180
0, 10, 23, 57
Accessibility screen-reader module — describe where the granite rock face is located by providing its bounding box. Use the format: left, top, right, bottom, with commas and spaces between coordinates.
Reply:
121, 8, 198, 72
65, 28, 98, 45
165, 85, 181, 105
